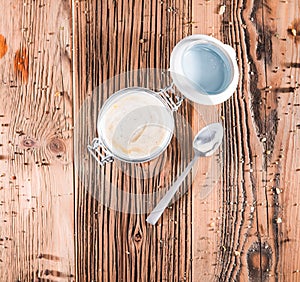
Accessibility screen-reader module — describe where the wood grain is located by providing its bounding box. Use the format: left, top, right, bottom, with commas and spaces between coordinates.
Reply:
73, 0, 196, 281
0, 1, 74, 281
74, 0, 300, 281
207, 0, 300, 281
190, 1, 224, 281
1, 0, 299, 281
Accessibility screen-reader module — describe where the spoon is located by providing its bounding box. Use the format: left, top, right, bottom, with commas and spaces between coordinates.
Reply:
146, 123, 224, 225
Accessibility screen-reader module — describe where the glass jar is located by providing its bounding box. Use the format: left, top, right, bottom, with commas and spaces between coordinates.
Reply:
88, 87, 181, 165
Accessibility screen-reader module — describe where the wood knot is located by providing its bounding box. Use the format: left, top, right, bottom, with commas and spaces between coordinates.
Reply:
48, 138, 66, 156
14, 47, 29, 83
288, 19, 300, 43
134, 231, 142, 242
0, 34, 8, 59
21, 137, 37, 148
247, 242, 272, 281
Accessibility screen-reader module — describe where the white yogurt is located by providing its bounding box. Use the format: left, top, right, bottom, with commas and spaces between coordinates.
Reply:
97, 89, 174, 162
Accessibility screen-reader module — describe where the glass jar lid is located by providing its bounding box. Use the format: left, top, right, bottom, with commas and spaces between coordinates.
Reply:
169, 34, 239, 105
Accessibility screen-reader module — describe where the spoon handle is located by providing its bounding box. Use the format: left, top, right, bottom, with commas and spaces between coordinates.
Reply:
146, 156, 198, 225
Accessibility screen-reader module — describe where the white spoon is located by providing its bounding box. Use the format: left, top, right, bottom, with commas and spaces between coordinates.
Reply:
146, 123, 224, 225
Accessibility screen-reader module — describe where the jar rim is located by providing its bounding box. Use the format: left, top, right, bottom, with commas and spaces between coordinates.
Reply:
96, 87, 175, 163
169, 34, 239, 105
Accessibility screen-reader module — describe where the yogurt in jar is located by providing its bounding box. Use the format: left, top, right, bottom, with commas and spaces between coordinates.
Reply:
97, 88, 174, 162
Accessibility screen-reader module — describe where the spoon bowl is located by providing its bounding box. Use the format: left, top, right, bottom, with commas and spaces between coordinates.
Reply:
193, 122, 224, 157
146, 122, 224, 225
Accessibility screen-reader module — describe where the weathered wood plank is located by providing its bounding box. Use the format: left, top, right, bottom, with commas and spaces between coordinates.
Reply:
73, 0, 200, 281
259, 0, 300, 280
190, 0, 300, 281
0, 1, 74, 281
191, 1, 225, 281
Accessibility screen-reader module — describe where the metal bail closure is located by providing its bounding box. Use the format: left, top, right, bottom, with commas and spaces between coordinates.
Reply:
87, 138, 114, 166
158, 83, 184, 112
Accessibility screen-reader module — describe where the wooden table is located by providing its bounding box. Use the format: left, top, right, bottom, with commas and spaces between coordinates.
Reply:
0, 0, 300, 281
